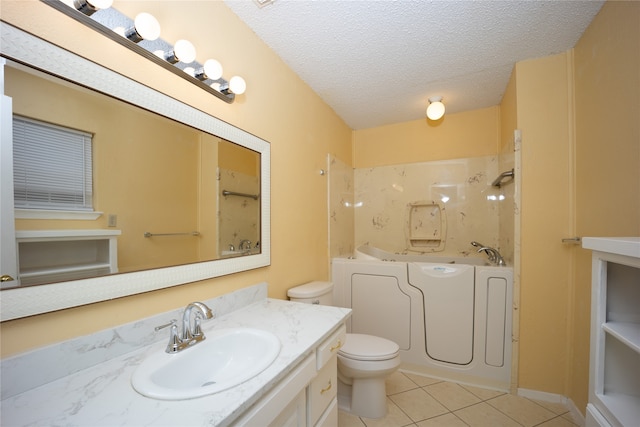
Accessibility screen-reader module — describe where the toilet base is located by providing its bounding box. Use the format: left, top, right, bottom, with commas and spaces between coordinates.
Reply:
337, 376, 388, 419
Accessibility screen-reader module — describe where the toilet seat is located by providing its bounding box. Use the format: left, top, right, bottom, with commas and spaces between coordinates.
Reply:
339, 333, 400, 361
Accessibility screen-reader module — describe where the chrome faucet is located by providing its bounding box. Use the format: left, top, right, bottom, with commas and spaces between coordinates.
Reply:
155, 302, 214, 353
470, 241, 506, 266
239, 239, 252, 251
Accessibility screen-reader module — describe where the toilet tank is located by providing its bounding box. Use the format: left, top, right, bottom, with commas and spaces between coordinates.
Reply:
287, 281, 334, 305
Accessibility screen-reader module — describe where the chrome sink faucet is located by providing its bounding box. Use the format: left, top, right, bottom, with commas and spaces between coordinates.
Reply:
239, 239, 252, 251
155, 302, 214, 353
470, 241, 506, 266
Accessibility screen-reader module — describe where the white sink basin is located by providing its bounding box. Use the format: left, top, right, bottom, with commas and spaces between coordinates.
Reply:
131, 328, 281, 400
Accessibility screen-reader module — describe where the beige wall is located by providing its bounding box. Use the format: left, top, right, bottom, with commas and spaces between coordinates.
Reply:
515, 52, 574, 396
0, 0, 352, 357
353, 106, 500, 168
570, 0, 640, 412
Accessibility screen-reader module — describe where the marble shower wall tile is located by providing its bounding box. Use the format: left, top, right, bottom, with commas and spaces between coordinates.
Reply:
354, 156, 504, 257
218, 167, 260, 252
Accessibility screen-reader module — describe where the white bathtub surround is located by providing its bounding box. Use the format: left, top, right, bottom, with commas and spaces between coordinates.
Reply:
1, 283, 351, 426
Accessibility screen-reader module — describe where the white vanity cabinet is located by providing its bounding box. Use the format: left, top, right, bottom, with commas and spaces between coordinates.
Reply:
14, 229, 120, 287
235, 324, 346, 427
583, 237, 640, 427
308, 325, 345, 426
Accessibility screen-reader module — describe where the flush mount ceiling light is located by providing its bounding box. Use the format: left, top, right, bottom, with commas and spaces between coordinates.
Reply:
45, 0, 246, 104
426, 96, 446, 121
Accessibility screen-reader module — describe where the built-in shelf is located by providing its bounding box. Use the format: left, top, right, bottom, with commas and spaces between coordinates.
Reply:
584, 237, 640, 427
602, 322, 640, 354
14, 229, 120, 287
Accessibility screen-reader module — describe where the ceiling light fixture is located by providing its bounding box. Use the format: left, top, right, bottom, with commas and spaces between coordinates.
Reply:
229, 76, 247, 95
125, 12, 161, 43
195, 59, 224, 81
426, 96, 445, 121
45, 0, 246, 104
164, 39, 197, 64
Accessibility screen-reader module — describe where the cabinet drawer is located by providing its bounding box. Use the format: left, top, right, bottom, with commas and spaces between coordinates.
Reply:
315, 398, 338, 427
309, 354, 337, 426
317, 324, 346, 369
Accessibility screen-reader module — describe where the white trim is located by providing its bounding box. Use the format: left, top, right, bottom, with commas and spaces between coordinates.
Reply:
517, 388, 567, 404
15, 208, 102, 220
568, 398, 587, 427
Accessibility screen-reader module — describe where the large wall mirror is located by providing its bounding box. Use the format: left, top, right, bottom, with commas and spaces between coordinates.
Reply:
0, 23, 270, 321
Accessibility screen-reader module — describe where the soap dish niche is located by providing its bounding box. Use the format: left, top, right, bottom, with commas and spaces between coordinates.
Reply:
407, 201, 446, 252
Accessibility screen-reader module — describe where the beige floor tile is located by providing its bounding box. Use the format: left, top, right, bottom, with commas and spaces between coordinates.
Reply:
454, 402, 521, 427
400, 371, 443, 387
416, 413, 468, 427
460, 383, 507, 401
386, 371, 421, 395
561, 412, 580, 425
338, 410, 367, 427
537, 415, 580, 427
531, 399, 570, 415
389, 388, 449, 422
487, 394, 556, 427
424, 381, 482, 411
360, 398, 414, 427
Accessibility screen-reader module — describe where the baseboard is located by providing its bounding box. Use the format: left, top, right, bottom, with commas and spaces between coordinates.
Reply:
517, 388, 585, 426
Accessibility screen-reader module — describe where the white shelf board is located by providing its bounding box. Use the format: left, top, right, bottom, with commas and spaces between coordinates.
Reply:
602, 322, 640, 354
20, 262, 113, 278
597, 393, 640, 427
582, 237, 640, 258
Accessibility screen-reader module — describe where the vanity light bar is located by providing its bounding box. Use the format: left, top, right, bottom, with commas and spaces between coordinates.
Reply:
42, 0, 242, 104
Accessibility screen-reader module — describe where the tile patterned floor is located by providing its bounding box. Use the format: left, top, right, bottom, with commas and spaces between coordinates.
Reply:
338, 371, 581, 427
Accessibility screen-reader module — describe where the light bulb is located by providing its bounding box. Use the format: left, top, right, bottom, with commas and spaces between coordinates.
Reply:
196, 59, 223, 81
125, 12, 161, 43
87, 0, 112, 9
173, 40, 197, 64
229, 76, 246, 95
73, 0, 112, 15
426, 97, 445, 121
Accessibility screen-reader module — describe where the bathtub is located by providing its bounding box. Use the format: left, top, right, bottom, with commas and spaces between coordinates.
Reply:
332, 246, 513, 390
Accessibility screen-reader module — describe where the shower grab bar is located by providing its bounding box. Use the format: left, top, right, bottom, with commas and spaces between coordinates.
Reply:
144, 231, 200, 238
492, 169, 515, 188
222, 190, 259, 200
562, 237, 582, 244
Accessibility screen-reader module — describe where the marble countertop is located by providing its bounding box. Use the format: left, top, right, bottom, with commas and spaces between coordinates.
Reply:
1, 296, 351, 426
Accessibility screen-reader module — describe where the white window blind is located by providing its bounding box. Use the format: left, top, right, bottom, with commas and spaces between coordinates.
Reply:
13, 116, 93, 211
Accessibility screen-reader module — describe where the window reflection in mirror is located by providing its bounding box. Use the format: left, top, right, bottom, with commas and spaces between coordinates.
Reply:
4, 63, 261, 287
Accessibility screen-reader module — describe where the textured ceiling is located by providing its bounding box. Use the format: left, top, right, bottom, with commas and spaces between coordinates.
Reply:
224, 0, 604, 130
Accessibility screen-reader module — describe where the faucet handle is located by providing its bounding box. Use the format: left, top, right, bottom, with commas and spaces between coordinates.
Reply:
156, 319, 182, 353
155, 319, 177, 331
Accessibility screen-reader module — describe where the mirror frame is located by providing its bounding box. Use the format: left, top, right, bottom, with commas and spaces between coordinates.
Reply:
0, 23, 270, 321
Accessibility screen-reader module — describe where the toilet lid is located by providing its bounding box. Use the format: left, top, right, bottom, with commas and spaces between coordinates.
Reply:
339, 333, 400, 361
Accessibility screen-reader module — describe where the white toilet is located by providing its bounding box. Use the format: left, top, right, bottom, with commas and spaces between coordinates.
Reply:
287, 281, 401, 419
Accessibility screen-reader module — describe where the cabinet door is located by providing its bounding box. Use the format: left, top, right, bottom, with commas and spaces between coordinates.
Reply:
269, 389, 306, 427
